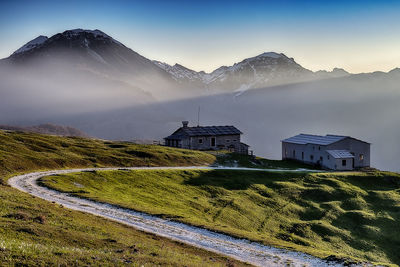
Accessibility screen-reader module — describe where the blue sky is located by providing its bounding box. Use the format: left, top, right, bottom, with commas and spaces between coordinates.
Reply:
1, 0, 400, 72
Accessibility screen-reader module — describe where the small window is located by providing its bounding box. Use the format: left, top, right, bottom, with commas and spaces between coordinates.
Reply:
233, 139, 237, 142
328, 155, 330, 160
198, 138, 203, 144
226, 139, 230, 143
318, 146, 321, 151
342, 159, 347, 166
285, 149, 288, 156
293, 150, 296, 157
359, 154, 364, 161
310, 155, 314, 160
301, 152, 304, 160
320, 156, 323, 161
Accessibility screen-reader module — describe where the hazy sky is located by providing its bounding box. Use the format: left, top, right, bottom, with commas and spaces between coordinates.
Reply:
1, 0, 399, 73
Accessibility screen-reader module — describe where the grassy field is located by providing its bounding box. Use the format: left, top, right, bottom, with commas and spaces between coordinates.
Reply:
212, 152, 314, 169
0, 130, 249, 266
41, 169, 400, 266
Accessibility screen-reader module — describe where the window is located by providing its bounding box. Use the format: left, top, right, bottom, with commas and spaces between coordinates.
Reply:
313, 146, 315, 150
318, 146, 321, 151
328, 155, 330, 160
198, 138, 203, 144
211, 137, 216, 147
320, 156, 323, 162
301, 152, 304, 160
293, 150, 296, 158
226, 139, 230, 143
285, 149, 288, 156
233, 139, 237, 142
310, 155, 314, 160
359, 154, 364, 161
342, 159, 347, 166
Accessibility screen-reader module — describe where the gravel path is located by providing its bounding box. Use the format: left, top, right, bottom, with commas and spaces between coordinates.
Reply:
8, 166, 344, 267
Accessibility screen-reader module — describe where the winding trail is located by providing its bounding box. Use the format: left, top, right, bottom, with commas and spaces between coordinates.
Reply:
8, 166, 343, 267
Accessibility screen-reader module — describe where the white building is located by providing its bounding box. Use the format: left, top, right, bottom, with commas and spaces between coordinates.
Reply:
281, 134, 370, 170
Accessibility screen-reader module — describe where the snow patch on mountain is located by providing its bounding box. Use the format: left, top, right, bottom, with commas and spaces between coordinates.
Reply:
258, 52, 282, 58
153, 61, 207, 82
13, 35, 48, 55
153, 52, 299, 88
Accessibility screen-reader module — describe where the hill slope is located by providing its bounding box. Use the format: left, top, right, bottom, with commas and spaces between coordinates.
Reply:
41, 168, 400, 265
0, 123, 89, 137
0, 131, 245, 266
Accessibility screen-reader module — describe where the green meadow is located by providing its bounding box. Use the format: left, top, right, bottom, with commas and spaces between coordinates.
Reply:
42, 169, 400, 266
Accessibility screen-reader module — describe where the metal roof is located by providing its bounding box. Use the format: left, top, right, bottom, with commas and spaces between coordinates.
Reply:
282, 134, 348, 145
165, 125, 242, 139
326, 150, 354, 159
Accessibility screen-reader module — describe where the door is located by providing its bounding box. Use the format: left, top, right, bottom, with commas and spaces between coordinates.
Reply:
211, 137, 216, 147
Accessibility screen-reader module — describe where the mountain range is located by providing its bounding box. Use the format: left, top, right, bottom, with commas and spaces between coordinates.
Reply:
1, 29, 352, 98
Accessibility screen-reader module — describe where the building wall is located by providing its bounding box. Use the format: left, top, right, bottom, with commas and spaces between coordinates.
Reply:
189, 134, 241, 151
282, 137, 370, 170
282, 142, 328, 166
323, 156, 353, 170
335, 158, 353, 170
239, 143, 249, 155
326, 138, 370, 167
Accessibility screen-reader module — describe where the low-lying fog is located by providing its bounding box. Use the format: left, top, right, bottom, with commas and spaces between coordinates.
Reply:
1, 66, 400, 172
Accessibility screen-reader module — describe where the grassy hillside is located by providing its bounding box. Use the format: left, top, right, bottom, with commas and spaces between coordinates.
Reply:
0, 130, 249, 266
213, 152, 314, 169
41, 169, 400, 265
0, 130, 215, 180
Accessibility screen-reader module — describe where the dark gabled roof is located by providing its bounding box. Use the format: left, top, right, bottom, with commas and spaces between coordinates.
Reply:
183, 126, 242, 136
165, 125, 242, 139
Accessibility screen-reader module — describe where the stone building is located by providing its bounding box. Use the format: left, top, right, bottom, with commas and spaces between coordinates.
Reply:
164, 121, 249, 154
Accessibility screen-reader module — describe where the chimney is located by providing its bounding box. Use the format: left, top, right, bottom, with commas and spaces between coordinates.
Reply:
182, 121, 189, 128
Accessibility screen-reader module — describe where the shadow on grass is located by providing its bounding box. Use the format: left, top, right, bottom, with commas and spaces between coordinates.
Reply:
183, 170, 400, 264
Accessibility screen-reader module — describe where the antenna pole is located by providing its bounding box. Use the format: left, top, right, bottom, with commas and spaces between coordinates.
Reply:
197, 106, 200, 127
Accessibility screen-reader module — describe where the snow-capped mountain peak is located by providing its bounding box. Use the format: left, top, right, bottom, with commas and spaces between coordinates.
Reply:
257, 52, 283, 58
12, 35, 48, 55
62, 29, 111, 39
60, 29, 123, 46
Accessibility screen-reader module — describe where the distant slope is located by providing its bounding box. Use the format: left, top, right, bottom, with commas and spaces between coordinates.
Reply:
0, 123, 89, 137
42, 169, 400, 265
